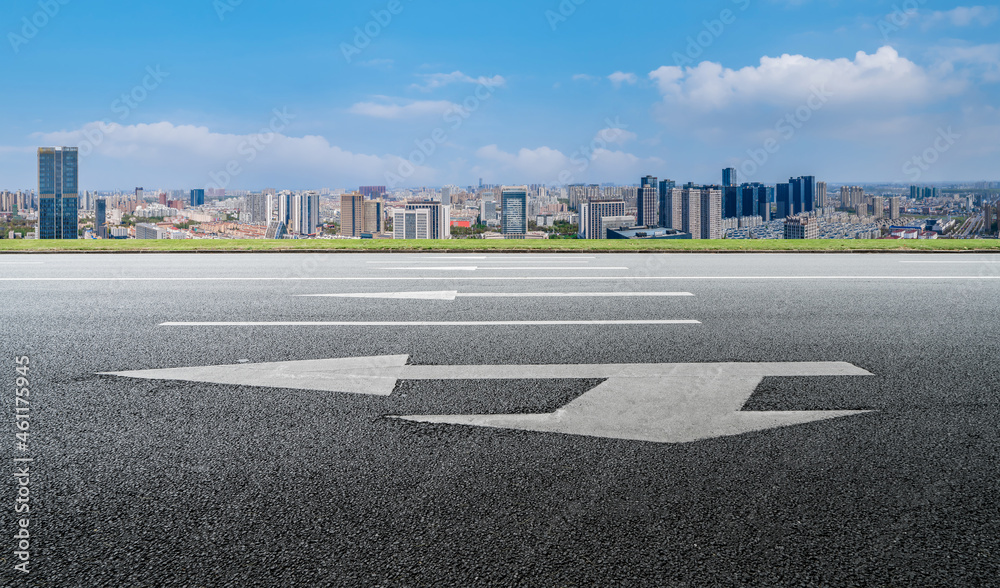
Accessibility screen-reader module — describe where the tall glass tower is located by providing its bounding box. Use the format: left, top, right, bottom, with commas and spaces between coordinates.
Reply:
38, 147, 79, 239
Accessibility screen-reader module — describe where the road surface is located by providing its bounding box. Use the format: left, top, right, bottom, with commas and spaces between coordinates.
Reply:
1, 253, 998, 586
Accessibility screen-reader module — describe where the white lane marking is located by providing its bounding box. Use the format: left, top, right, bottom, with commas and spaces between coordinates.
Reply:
0, 262, 44, 265
381, 267, 630, 271
368, 257, 597, 263
102, 356, 873, 444
160, 320, 702, 327
297, 291, 696, 301
5, 276, 1000, 282
900, 260, 1000, 263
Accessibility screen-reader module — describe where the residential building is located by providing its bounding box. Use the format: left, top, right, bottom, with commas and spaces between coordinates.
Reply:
638, 176, 659, 227
340, 192, 365, 237
784, 216, 819, 239
292, 192, 320, 235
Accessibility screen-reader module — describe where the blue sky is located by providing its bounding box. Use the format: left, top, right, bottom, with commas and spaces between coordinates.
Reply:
1, 0, 998, 190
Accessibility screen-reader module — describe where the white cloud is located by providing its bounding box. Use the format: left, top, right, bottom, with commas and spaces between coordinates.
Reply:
349, 100, 458, 119
608, 71, 638, 87
923, 5, 999, 28
572, 74, 596, 81
474, 144, 662, 184
411, 71, 506, 91
649, 46, 957, 111
932, 43, 1000, 82
32, 121, 436, 189
594, 128, 637, 146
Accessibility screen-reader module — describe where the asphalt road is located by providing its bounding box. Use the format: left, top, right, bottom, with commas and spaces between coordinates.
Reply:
1, 253, 999, 587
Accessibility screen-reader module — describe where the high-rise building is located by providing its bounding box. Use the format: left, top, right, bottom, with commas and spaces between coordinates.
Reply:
38, 147, 79, 239
579, 199, 626, 239
723, 186, 741, 219
870, 196, 884, 219
340, 192, 365, 237
190, 189, 205, 207
568, 184, 601, 211
788, 176, 816, 215
292, 192, 320, 235
776, 183, 792, 219
840, 186, 864, 209
638, 176, 659, 227
658, 180, 678, 228
501, 186, 528, 238
722, 168, 738, 187
95, 199, 107, 239
440, 186, 452, 207
277, 192, 294, 226
816, 181, 828, 209
889, 197, 901, 220
363, 200, 385, 234
480, 198, 497, 224
241, 194, 269, 224
698, 186, 722, 239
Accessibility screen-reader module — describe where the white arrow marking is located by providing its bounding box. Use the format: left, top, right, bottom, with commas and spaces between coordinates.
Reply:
296, 291, 695, 301
102, 357, 873, 444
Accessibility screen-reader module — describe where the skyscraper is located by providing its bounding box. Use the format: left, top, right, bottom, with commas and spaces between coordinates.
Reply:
723, 186, 741, 219
722, 168, 737, 187
190, 189, 205, 207
788, 176, 816, 215
816, 181, 828, 209
889, 197, 901, 220
38, 147, 79, 239
776, 183, 792, 219
501, 186, 528, 238
340, 192, 365, 237
638, 176, 659, 227
95, 199, 107, 239
363, 200, 385, 234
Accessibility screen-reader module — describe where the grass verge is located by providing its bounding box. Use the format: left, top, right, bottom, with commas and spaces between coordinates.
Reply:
2, 239, 1000, 253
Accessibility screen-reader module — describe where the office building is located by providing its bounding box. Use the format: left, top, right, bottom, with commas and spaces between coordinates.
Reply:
787, 176, 816, 215
784, 216, 819, 239
501, 186, 528, 238
340, 192, 365, 237
579, 199, 626, 239
292, 192, 320, 235
38, 147, 79, 239
401, 201, 450, 239
480, 198, 497, 224
135, 223, 164, 240
723, 186, 741, 219
638, 176, 659, 227
393, 208, 431, 239
363, 200, 385, 234
95, 199, 107, 239
723, 168, 737, 187
441, 186, 452, 207
190, 189, 205, 207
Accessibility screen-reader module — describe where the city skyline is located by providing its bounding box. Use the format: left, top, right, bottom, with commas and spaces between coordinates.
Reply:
1, 1, 998, 190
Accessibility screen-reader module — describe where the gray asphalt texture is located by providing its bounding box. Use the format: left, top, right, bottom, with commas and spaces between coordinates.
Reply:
1, 253, 999, 587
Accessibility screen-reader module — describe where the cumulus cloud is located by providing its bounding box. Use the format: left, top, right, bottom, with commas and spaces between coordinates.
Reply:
411, 71, 506, 91
33, 121, 436, 189
608, 71, 638, 87
648, 46, 958, 111
349, 100, 458, 119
